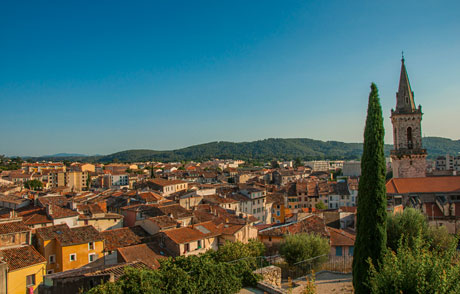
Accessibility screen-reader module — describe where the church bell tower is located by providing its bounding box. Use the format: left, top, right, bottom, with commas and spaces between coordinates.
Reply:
390, 56, 427, 178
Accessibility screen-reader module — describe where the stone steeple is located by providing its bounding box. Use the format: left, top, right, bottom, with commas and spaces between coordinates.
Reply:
395, 57, 417, 114
390, 56, 427, 178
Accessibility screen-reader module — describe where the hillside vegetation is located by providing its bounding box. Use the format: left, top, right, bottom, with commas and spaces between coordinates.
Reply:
29, 137, 460, 163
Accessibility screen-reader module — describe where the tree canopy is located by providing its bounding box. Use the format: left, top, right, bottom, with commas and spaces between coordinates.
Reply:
352, 83, 387, 293
87, 240, 265, 294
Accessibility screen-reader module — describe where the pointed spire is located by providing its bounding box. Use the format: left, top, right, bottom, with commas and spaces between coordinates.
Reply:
395, 55, 416, 113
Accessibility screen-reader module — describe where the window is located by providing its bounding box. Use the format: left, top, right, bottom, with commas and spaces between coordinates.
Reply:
197, 240, 202, 249
70, 253, 77, 261
276, 211, 280, 216
47, 270, 54, 275
184, 243, 190, 253
26, 274, 36, 286
336, 246, 343, 256
407, 127, 413, 149
88, 242, 95, 250
49, 254, 56, 264
348, 246, 354, 256
89, 253, 97, 262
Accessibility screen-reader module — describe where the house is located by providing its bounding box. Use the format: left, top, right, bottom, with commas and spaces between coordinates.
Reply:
41, 261, 147, 294
35, 224, 104, 274
386, 176, 460, 233
122, 203, 193, 227
45, 204, 80, 228
147, 179, 188, 196
328, 227, 355, 257
137, 191, 163, 204
0, 218, 31, 247
0, 194, 30, 209
267, 193, 286, 224
0, 245, 47, 294
257, 215, 329, 248
137, 215, 179, 235
99, 226, 150, 265
229, 187, 270, 224
117, 243, 163, 269
328, 182, 352, 209
219, 223, 258, 245
203, 194, 240, 211
77, 203, 123, 231
161, 221, 222, 257
0, 206, 53, 231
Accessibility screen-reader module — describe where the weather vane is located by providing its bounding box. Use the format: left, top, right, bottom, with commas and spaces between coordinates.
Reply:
401, 51, 405, 61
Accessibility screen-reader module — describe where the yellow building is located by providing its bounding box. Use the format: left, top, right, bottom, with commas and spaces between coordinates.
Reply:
48, 171, 88, 192
35, 224, 104, 274
267, 193, 286, 224
0, 245, 47, 294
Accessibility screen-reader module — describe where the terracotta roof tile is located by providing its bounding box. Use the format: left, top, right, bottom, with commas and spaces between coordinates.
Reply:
117, 243, 162, 269
138, 192, 163, 203
0, 245, 46, 271
386, 176, 460, 194
147, 215, 179, 229
36, 224, 103, 246
163, 221, 222, 244
100, 226, 149, 251
259, 215, 328, 238
0, 220, 29, 235
328, 227, 355, 247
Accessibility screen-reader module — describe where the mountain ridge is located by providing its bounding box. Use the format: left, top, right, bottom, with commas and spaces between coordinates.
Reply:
26, 136, 460, 163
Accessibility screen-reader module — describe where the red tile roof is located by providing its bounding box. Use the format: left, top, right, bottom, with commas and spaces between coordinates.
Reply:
117, 243, 162, 269
36, 224, 103, 246
47, 204, 79, 219
0, 245, 46, 271
100, 226, 149, 252
149, 178, 187, 187
138, 192, 162, 203
163, 221, 222, 244
0, 220, 29, 235
386, 176, 460, 194
258, 215, 328, 238
147, 215, 179, 229
328, 227, 355, 247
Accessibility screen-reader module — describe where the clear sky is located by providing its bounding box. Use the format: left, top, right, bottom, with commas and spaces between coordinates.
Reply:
1, 0, 459, 156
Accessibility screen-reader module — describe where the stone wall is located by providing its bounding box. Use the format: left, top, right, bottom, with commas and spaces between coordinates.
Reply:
391, 155, 426, 178
254, 265, 282, 287
391, 113, 423, 151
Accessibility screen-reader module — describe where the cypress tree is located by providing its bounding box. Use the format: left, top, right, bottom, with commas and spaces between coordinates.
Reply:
352, 83, 387, 293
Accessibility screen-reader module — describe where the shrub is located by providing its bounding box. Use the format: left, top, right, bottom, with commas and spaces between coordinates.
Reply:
368, 235, 460, 294
279, 233, 330, 266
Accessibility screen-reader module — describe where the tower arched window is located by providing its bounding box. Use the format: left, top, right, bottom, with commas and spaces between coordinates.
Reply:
407, 127, 413, 149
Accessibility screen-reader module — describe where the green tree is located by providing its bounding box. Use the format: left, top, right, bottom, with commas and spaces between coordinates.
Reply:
315, 201, 327, 210
368, 235, 460, 294
279, 233, 330, 265
86, 240, 264, 294
24, 179, 43, 191
386, 208, 428, 251
352, 83, 387, 293
387, 208, 455, 252
294, 158, 303, 168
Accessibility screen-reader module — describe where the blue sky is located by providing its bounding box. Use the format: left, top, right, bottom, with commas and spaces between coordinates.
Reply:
1, 0, 459, 156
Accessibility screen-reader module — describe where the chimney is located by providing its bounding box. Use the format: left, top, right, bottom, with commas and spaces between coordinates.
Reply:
9, 210, 17, 219
46, 204, 53, 216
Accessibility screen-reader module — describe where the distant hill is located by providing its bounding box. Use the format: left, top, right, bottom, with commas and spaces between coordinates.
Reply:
28, 136, 460, 163
43, 153, 89, 157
